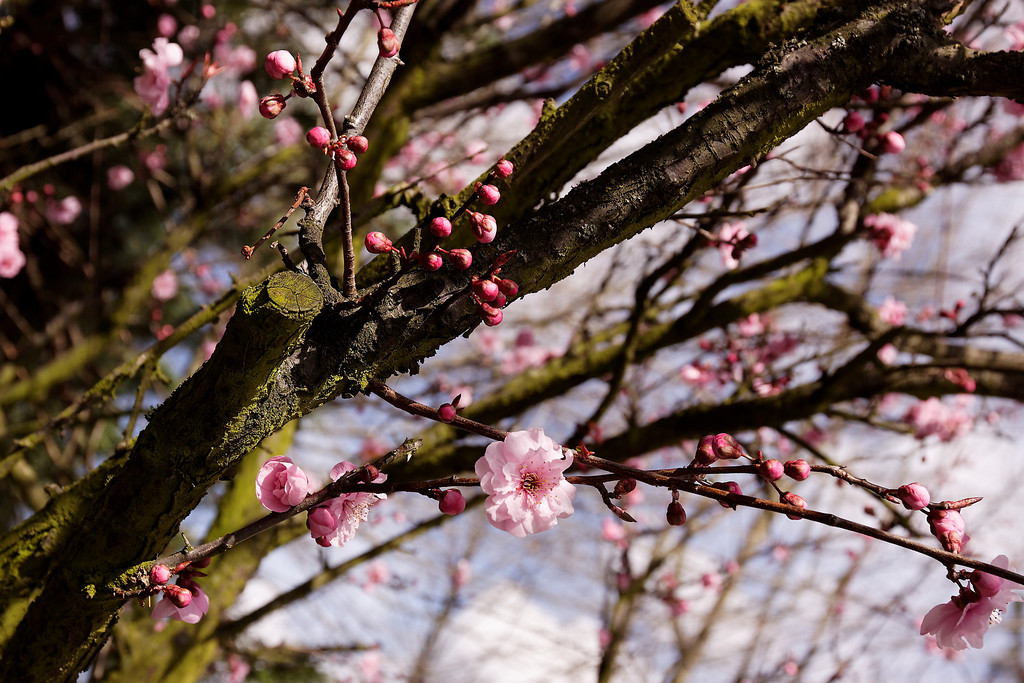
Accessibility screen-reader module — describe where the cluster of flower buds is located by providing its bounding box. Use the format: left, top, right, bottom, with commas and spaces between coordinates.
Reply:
258, 49, 316, 120
304, 128, 369, 169
364, 230, 474, 272
469, 250, 518, 326
840, 86, 906, 154
148, 558, 212, 623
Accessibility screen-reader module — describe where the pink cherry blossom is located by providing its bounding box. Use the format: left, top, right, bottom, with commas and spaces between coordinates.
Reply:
0, 212, 26, 279
274, 117, 303, 146
134, 38, 184, 116
904, 397, 972, 441
107, 165, 135, 190
310, 461, 387, 547
877, 296, 907, 326
151, 584, 210, 624
718, 221, 750, 269
863, 213, 916, 260
264, 50, 296, 79
46, 196, 83, 225
877, 343, 898, 365
255, 456, 311, 513
474, 428, 576, 537
151, 269, 178, 301
921, 556, 1021, 650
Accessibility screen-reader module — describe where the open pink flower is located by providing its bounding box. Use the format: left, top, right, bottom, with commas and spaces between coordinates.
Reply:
310, 461, 387, 547
474, 428, 575, 537
134, 38, 184, 115
921, 555, 1021, 650
863, 213, 916, 260
255, 456, 310, 512
151, 584, 210, 624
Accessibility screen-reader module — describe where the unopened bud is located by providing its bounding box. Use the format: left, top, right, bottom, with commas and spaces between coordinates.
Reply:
843, 111, 865, 134
150, 564, 171, 585
438, 403, 456, 422
377, 28, 400, 58
448, 248, 472, 270
714, 481, 742, 508
480, 302, 503, 326
165, 584, 192, 608
880, 130, 905, 154
365, 231, 393, 254
347, 135, 369, 153
758, 459, 784, 481
476, 183, 501, 206
693, 435, 717, 466
468, 211, 497, 243
711, 433, 744, 459
439, 489, 466, 515
430, 216, 452, 238
783, 460, 810, 481
419, 252, 443, 270
336, 148, 357, 170
362, 465, 380, 483
306, 126, 331, 150
491, 292, 507, 308
497, 278, 518, 297
495, 158, 514, 178
259, 94, 287, 119
781, 492, 807, 519
896, 482, 930, 511
473, 279, 499, 302
264, 50, 296, 79
666, 501, 687, 526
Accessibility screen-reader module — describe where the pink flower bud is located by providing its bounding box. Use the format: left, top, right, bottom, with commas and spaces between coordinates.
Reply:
480, 302, 503, 326
783, 459, 810, 481
438, 403, 456, 422
715, 481, 742, 507
758, 459, 784, 481
336, 148, 357, 170
307, 506, 337, 538
259, 94, 287, 119
896, 482, 930, 510
468, 211, 497, 243
430, 217, 452, 238
476, 183, 501, 206
495, 158, 514, 178
419, 252, 443, 270
264, 50, 296, 79
306, 126, 331, 150
928, 508, 966, 553
666, 501, 687, 526
843, 111, 865, 133
711, 433, 744, 459
491, 292, 507, 308
365, 231, 393, 254
474, 279, 499, 301
448, 248, 472, 270
781, 492, 807, 519
497, 278, 518, 297
693, 435, 717, 466
881, 130, 905, 154
150, 564, 172, 585
347, 135, 369, 153
378, 28, 400, 58
165, 584, 193, 608
439, 489, 466, 515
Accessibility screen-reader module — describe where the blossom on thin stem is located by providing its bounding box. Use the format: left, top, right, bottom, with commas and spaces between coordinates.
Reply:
921, 555, 1022, 650
475, 429, 575, 537
255, 456, 311, 513
309, 462, 388, 547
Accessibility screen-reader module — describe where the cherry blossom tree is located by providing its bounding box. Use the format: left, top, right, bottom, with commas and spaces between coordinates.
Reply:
3, 0, 1024, 680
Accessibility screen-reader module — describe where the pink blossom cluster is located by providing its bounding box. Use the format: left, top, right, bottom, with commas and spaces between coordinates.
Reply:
877, 296, 907, 326
921, 555, 1022, 650
0, 212, 26, 279
150, 559, 212, 624
717, 221, 756, 269
679, 315, 798, 394
474, 428, 575, 537
134, 38, 184, 116
903, 396, 973, 441
305, 460, 387, 547
863, 213, 916, 260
